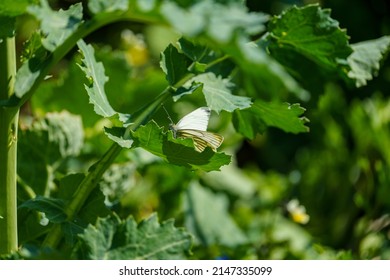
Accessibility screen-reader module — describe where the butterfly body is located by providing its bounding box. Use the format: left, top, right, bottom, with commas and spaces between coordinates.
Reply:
169, 107, 223, 152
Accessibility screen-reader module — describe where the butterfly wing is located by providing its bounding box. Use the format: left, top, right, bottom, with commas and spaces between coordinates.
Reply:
177, 129, 224, 152
175, 107, 211, 131
171, 107, 224, 152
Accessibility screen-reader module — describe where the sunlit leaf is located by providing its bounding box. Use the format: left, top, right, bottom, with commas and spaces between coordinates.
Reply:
136, 0, 157, 12
77, 40, 116, 118
15, 0, 83, 98
201, 163, 256, 198
189, 72, 252, 113
99, 162, 136, 205
28, 0, 83, 51
88, 0, 128, 14
19, 111, 83, 164
104, 127, 133, 148
160, 1, 205, 37
20, 32, 44, 62
347, 36, 390, 87
172, 81, 203, 102
14, 44, 50, 99
75, 214, 192, 259
161, 1, 267, 43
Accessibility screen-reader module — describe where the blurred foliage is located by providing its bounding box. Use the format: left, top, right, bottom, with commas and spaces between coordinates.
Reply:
242, 0, 390, 259
6, 0, 390, 259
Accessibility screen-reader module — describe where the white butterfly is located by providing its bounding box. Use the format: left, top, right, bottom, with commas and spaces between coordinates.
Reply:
168, 107, 224, 152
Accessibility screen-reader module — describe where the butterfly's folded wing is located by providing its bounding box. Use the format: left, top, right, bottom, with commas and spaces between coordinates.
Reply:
172, 107, 224, 152
177, 129, 224, 152
175, 107, 211, 131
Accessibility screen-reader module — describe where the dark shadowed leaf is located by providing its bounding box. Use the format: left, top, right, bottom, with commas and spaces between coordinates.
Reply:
130, 121, 231, 172
233, 100, 309, 139
19, 196, 67, 223
160, 43, 192, 86
75, 214, 192, 259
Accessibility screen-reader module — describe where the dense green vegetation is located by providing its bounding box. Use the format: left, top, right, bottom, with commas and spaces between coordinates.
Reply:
0, 0, 389, 259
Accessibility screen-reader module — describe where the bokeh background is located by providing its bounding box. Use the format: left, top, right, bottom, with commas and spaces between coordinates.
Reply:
15, 0, 390, 259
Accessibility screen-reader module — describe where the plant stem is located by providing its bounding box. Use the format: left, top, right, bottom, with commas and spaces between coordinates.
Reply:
0, 37, 18, 255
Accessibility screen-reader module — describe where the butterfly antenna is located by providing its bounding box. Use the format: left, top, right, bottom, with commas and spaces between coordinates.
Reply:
161, 103, 174, 124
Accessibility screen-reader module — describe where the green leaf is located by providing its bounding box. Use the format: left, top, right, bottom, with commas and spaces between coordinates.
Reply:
34, 51, 131, 129
78, 188, 111, 225
136, 0, 158, 12
28, 0, 83, 52
57, 173, 111, 226
201, 163, 256, 198
261, 38, 329, 96
19, 111, 83, 166
172, 81, 203, 102
104, 127, 133, 148
14, 43, 50, 98
267, 5, 352, 72
233, 100, 309, 139
228, 38, 310, 101
18, 111, 83, 195
15, 0, 83, 99
161, 1, 267, 43
20, 32, 44, 63
88, 0, 128, 14
75, 214, 192, 259
189, 72, 252, 113
19, 196, 67, 224
160, 1, 205, 37
0, 16, 15, 39
205, 2, 267, 43
0, 0, 34, 17
131, 121, 231, 172
178, 37, 211, 63
99, 163, 136, 205
347, 36, 390, 87
77, 40, 116, 118
17, 141, 48, 196
93, 48, 134, 114
178, 37, 235, 75
57, 173, 85, 200
184, 181, 247, 247
160, 44, 192, 86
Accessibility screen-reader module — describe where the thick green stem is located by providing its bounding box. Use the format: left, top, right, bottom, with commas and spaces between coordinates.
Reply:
0, 37, 18, 254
